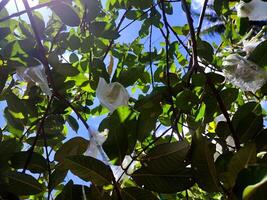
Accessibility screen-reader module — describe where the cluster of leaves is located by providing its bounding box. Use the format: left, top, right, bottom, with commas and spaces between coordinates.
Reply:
0, 0, 267, 199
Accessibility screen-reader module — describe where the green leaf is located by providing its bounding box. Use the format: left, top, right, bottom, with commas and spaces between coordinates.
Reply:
176, 90, 199, 114
50, 168, 68, 190
100, 106, 138, 165
55, 180, 90, 200
192, 130, 220, 192
82, 0, 101, 23
220, 88, 239, 110
132, 167, 194, 193
50, 2, 80, 27
197, 39, 214, 62
66, 115, 79, 133
90, 21, 120, 39
221, 143, 257, 189
55, 137, 88, 162
54, 63, 80, 77
232, 102, 263, 143
142, 140, 190, 173
127, 0, 153, 9
121, 187, 159, 200
63, 155, 113, 185
0, 27, 10, 40
10, 151, 47, 173
4, 108, 24, 136
234, 165, 267, 200
0, 66, 9, 95
3, 171, 43, 196
248, 40, 267, 68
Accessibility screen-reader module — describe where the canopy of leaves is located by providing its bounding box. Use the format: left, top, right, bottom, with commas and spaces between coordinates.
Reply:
0, 0, 266, 199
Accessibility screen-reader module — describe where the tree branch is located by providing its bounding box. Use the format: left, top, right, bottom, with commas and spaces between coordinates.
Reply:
196, 0, 209, 37
0, 2, 51, 23
22, 96, 54, 173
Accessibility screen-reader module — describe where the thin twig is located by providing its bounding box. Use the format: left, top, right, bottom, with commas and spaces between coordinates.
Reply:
22, 96, 54, 173
41, 127, 52, 200
102, 8, 131, 62
160, 0, 183, 140
22, 0, 54, 88
181, 0, 199, 78
196, 0, 209, 37
149, 24, 155, 89
0, 2, 51, 23
118, 126, 172, 182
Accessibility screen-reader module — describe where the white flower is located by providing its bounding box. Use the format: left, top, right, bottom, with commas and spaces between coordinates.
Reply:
236, 0, 267, 21
96, 77, 130, 113
243, 37, 265, 55
112, 155, 138, 181
223, 54, 267, 92
85, 127, 109, 163
16, 64, 52, 96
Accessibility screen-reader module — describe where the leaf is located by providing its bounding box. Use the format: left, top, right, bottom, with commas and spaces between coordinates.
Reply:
191, 130, 220, 192
175, 90, 199, 114
55, 137, 88, 162
82, 0, 101, 23
50, 2, 80, 27
0, 66, 8, 95
132, 167, 194, 193
232, 102, 263, 143
0, 27, 10, 40
121, 187, 159, 200
10, 151, 47, 173
197, 39, 214, 62
54, 63, 80, 77
66, 115, 79, 133
100, 106, 138, 165
55, 180, 90, 200
90, 21, 120, 39
63, 155, 113, 185
142, 140, 190, 173
248, 40, 267, 68
222, 143, 257, 189
50, 168, 68, 190
233, 165, 267, 200
220, 88, 239, 110
3, 171, 43, 196
127, 0, 153, 9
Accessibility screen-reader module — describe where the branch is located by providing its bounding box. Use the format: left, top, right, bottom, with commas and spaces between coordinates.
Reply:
22, 96, 54, 173
196, 0, 209, 37
160, 0, 183, 140
149, 24, 155, 88
102, 8, 130, 62
206, 79, 241, 150
41, 127, 52, 200
0, 0, 9, 13
22, 0, 54, 88
181, 0, 199, 78
0, 2, 51, 23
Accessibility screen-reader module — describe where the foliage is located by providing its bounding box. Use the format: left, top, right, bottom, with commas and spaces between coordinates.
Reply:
0, 0, 267, 199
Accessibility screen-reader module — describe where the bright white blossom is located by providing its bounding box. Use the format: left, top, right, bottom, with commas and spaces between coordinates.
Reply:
96, 77, 130, 113
84, 127, 109, 163
16, 64, 52, 96
222, 54, 267, 92
85, 127, 138, 181
243, 37, 265, 55
111, 155, 138, 181
236, 0, 267, 21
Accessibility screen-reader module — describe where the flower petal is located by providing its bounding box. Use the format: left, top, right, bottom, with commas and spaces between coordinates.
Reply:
236, 0, 267, 21
96, 77, 130, 112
